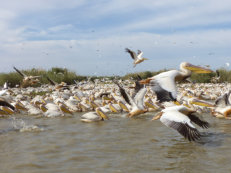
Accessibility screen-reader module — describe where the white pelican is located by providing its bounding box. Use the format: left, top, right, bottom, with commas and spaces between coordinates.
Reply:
81, 107, 109, 122
140, 62, 213, 103
152, 105, 209, 141
46, 76, 69, 90
0, 82, 9, 96
13, 66, 41, 87
211, 91, 231, 119
115, 81, 147, 117
0, 98, 15, 112
125, 48, 148, 67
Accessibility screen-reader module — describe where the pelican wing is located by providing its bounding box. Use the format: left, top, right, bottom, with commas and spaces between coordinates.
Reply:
160, 110, 201, 141
46, 76, 57, 85
150, 70, 179, 102
134, 87, 147, 109
29, 76, 41, 79
150, 81, 176, 102
125, 48, 137, 60
215, 91, 231, 106
187, 114, 210, 129
13, 66, 26, 77
115, 81, 135, 107
137, 50, 143, 58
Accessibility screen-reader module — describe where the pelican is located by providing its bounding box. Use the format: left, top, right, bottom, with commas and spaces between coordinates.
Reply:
13, 66, 41, 87
0, 98, 15, 112
152, 105, 209, 141
125, 48, 148, 67
46, 76, 69, 90
211, 91, 231, 119
115, 81, 147, 117
81, 107, 109, 122
140, 62, 213, 103
0, 82, 8, 96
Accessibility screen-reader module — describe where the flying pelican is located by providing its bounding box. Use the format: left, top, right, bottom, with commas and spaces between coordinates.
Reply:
115, 81, 147, 117
211, 91, 231, 119
81, 107, 109, 122
125, 48, 148, 67
46, 76, 69, 90
152, 105, 209, 141
13, 66, 41, 87
140, 62, 213, 103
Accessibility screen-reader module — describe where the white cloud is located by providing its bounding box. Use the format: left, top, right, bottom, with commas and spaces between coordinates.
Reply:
1, 29, 231, 75
0, 0, 231, 75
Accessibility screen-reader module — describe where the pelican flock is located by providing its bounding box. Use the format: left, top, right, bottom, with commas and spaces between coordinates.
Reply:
1, 58, 231, 142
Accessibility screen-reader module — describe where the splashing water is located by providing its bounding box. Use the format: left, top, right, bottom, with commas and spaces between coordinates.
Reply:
11, 117, 44, 132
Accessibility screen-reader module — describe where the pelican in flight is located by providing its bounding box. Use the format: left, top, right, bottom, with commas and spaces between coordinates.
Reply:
140, 62, 213, 103
13, 66, 41, 87
211, 90, 231, 119
115, 81, 147, 117
152, 105, 209, 141
125, 48, 148, 67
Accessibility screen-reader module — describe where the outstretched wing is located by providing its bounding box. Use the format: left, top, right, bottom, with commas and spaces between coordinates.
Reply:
125, 48, 137, 60
13, 66, 26, 77
114, 81, 134, 106
160, 110, 201, 141
187, 114, 210, 129
46, 76, 57, 85
137, 50, 143, 57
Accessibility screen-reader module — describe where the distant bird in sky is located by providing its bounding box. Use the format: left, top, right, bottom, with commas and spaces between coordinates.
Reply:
125, 48, 148, 67
226, 62, 230, 67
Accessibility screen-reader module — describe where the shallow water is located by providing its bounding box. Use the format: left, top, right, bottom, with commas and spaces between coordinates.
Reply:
1, 112, 231, 173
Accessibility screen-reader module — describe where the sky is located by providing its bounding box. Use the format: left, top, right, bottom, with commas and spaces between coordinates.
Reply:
1, 0, 231, 76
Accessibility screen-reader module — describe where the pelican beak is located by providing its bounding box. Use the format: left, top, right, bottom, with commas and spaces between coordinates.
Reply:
190, 98, 214, 107
185, 63, 213, 73
174, 101, 181, 105
118, 101, 129, 112
143, 58, 149, 60
139, 78, 152, 85
96, 108, 109, 120
151, 112, 163, 121
40, 104, 48, 112
1, 106, 14, 114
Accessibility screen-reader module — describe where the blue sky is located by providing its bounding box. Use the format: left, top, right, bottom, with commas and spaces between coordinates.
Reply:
1, 0, 231, 76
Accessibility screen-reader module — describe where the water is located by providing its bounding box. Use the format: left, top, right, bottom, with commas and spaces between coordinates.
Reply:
0, 112, 231, 173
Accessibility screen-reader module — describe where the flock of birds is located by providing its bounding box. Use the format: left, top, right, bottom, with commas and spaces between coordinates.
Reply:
0, 48, 231, 142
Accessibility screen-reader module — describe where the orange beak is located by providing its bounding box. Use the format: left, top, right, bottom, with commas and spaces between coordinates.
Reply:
139, 78, 152, 85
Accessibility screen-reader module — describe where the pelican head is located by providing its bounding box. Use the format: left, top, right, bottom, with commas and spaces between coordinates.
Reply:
96, 107, 109, 120
181, 62, 213, 74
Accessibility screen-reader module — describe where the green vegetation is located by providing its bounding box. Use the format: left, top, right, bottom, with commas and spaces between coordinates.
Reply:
0, 67, 230, 87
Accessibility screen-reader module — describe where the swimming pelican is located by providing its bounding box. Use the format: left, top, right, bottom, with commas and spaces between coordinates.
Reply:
140, 62, 213, 103
152, 105, 209, 141
0, 98, 15, 112
81, 107, 109, 122
125, 48, 148, 67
